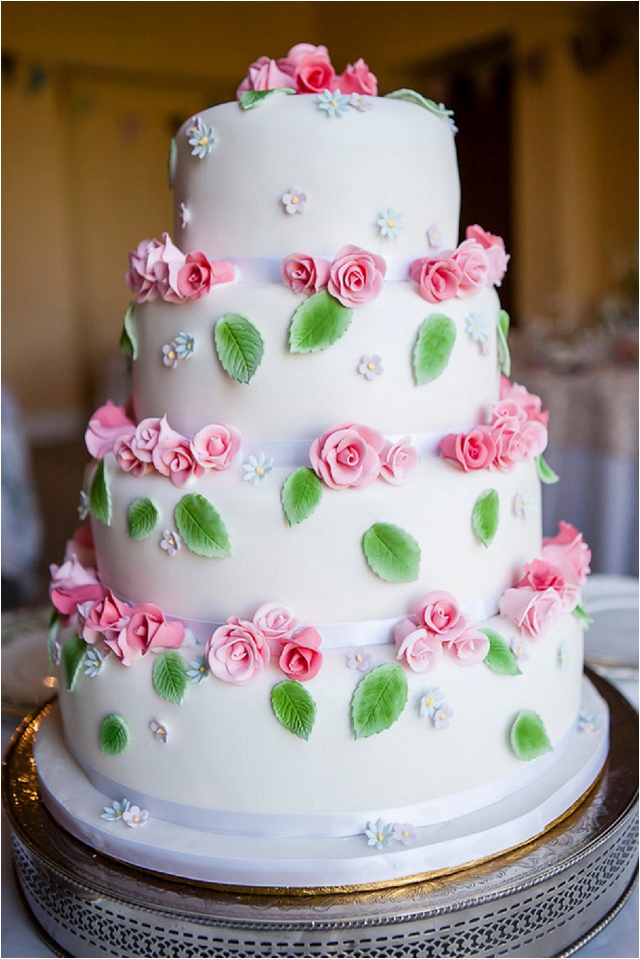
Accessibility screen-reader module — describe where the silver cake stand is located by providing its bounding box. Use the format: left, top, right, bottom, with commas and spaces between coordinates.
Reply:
3, 670, 638, 959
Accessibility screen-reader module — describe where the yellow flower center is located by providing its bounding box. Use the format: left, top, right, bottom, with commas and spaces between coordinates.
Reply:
198, 135, 209, 147
255, 466, 264, 476
402, 829, 410, 838
330, 99, 338, 108
355, 653, 362, 662
367, 362, 376, 371
132, 814, 140, 823
386, 219, 395, 229
376, 831, 385, 842
291, 196, 299, 204
158, 726, 165, 736
168, 349, 176, 359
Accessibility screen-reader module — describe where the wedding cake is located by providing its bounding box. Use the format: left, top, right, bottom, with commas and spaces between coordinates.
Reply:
42, 44, 606, 889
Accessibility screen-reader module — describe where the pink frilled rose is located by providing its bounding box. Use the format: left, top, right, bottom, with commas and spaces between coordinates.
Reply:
466, 225, 510, 287
542, 522, 591, 587
416, 591, 467, 641
176, 252, 213, 300
281, 254, 331, 295
125, 604, 185, 654
113, 435, 151, 477
446, 624, 490, 666
253, 603, 298, 653
81, 590, 133, 646
152, 417, 204, 486
236, 55, 296, 97
85, 401, 135, 460
126, 234, 233, 303
516, 559, 579, 613
205, 617, 270, 685
500, 378, 549, 427
394, 618, 443, 674
130, 417, 163, 463
64, 521, 96, 570
327, 245, 386, 308
291, 46, 335, 94
500, 586, 564, 640
452, 239, 489, 297
379, 437, 419, 485
125, 238, 163, 302
310, 422, 384, 489
439, 428, 496, 471
191, 423, 241, 471
279, 626, 323, 681
336, 58, 378, 96
49, 556, 104, 618
409, 255, 462, 303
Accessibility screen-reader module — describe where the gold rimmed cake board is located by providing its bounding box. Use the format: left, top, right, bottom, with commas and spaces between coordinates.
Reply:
3, 671, 638, 958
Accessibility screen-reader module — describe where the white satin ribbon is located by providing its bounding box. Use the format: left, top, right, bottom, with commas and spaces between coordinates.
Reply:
231, 254, 415, 287
66, 722, 583, 840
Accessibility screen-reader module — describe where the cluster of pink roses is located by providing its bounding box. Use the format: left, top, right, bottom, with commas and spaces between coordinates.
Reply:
500, 523, 591, 639
310, 423, 419, 490
85, 402, 241, 487
395, 591, 489, 673
126, 233, 234, 304
237, 43, 377, 98
410, 226, 509, 303
439, 378, 548, 473
205, 603, 323, 685
282, 245, 386, 308
50, 544, 185, 667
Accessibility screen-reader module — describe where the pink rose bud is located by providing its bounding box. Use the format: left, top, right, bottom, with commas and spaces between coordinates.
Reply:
191, 423, 241, 471
310, 422, 384, 489
451, 239, 490, 297
49, 556, 104, 618
379, 437, 419, 485
410, 256, 462, 302
206, 617, 270, 684
82, 589, 133, 646
335, 58, 378, 96
500, 585, 564, 640
85, 401, 136, 460
125, 603, 185, 654
416, 591, 467, 641
152, 417, 204, 486
394, 618, 443, 673
466, 224, 510, 287
114, 435, 151, 477
253, 602, 298, 653
293, 48, 335, 94
152, 233, 187, 303
281, 253, 331, 295
439, 428, 496, 471
517, 559, 579, 613
446, 624, 490, 666
279, 626, 323, 682
489, 423, 528, 472
125, 238, 163, 301
131, 418, 163, 463
542, 522, 591, 587
236, 56, 296, 97
328, 245, 386, 308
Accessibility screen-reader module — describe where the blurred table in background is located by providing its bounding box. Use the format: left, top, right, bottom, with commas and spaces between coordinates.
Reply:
512, 355, 638, 577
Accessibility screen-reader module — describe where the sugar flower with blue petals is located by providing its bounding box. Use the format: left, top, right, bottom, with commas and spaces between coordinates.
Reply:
514, 489, 538, 520
243, 452, 273, 485
187, 116, 216, 158
187, 656, 210, 683
465, 311, 491, 354
174, 332, 195, 359
84, 647, 103, 677
317, 89, 351, 118
101, 799, 131, 822
578, 710, 603, 734
377, 209, 404, 240
420, 686, 444, 721
365, 818, 394, 850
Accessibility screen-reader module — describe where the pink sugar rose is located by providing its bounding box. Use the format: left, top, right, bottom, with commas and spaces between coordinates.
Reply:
125, 238, 163, 301
125, 603, 185, 654
336, 58, 378, 96
542, 522, 591, 587
280, 43, 330, 68
452, 239, 490, 297
379, 437, 419, 485
236, 55, 296, 97
191, 423, 241, 471
520, 419, 548, 457
489, 422, 528, 472
281, 253, 331, 295
394, 618, 443, 674
416, 591, 467, 641
177, 251, 213, 299
499, 379, 549, 427
310, 422, 384, 489
500, 586, 564, 640
279, 626, 323, 682
152, 417, 204, 486
64, 521, 96, 570
85, 401, 136, 460
293, 48, 335, 94
82, 590, 133, 646
410, 255, 462, 303
517, 559, 579, 613
113, 435, 151, 477
439, 427, 496, 471
253, 602, 298, 653
206, 616, 270, 685
209, 260, 235, 285
446, 624, 490, 666
152, 233, 187, 303
130, 418, 163, 463
126, 233, 186, 303
49, 555, 104, 618
491, 399, 528, 431
466, 224, 510, 287
328, 245, 386, 308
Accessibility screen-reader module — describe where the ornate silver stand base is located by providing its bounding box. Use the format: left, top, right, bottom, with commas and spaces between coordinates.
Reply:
3, 672, 638, 958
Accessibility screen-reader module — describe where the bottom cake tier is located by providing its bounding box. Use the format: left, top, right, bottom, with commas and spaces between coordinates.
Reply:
37, 670, 608, 888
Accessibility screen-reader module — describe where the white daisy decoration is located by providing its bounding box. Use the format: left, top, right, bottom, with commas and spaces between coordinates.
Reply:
377, 208, 404, 240
465, 311, 492, 354
514, 489, 538, 520
187, 116, 216, 158
243, 452, 273, 485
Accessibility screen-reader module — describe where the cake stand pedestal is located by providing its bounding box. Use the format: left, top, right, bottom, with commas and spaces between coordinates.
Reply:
3, 671, 637, 959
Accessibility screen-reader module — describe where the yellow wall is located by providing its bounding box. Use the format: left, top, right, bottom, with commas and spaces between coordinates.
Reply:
2, 2, 637, 431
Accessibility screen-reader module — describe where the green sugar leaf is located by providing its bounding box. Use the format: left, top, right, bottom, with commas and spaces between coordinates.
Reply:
573, 602, 594, 627
174, 493, 231, 558
281, 467, 323, 526
168, 137, 177, 188
288, 290, 353, 354
271, 680, 317, 740
472, 489, 499, 548
152, 651, 188, 705
351, 663, 408, 739
412, 314, 456, 385
214, 313, 264, 384
127, 497, 159, 540
99, 714, 131, 756
496, 309, 511, 376
238, 87, 297, 110
536, 454, 560, 485
481, 628, 522, 676
510, 710, 553, 761
362, 523, 420, 584
61, 633, 87, 691
47, 609, 61, 668
89, 458, 112, 526
385, 89, 455, 120
119, 302, 139, 360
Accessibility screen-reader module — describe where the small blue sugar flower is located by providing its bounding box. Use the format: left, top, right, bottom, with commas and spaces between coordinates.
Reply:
174, 332, 195, 359
187, 116, 216, 158
101, 799, 130, 822
365, 818, 394, 850
316, 89, 351, 118
84, 647, 103, 677
187, 656, 210, 684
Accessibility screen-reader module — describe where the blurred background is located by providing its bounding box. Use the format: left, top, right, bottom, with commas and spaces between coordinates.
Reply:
2, 1, 638, 606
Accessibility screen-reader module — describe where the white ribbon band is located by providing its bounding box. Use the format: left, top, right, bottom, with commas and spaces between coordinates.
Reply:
232, 254, 416, 287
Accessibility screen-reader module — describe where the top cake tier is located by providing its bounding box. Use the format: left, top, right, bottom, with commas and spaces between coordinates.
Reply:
171, 95, 461, 259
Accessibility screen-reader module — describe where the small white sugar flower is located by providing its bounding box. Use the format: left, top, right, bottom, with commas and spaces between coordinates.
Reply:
281, 188, 307, 215
579, 710, 603, 734
510, 636, 530, 663
243, 453, 273, 485
349, 93, 374, 112
179, 202, 191, 227
558, 642, 571, 669
427, 223, 442, 249
346, 647, 373, 672
122, 805, 149, 828
393, 822, 417, 846
465, 311, 491, 354
377, 208, 404, 240
160, 529, 181, 557
420, 687, 444, 720
162, 342, 179, 369
149, 719, 168, 743
78, 489, 90, 521
514, 489, 538, 520
357, 355, 383, 381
